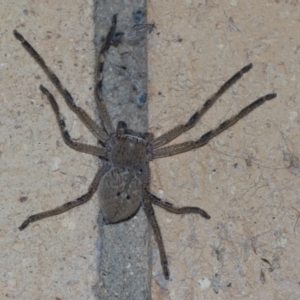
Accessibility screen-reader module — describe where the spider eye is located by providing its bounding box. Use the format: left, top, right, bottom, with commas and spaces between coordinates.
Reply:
117, 121, 127, 129
126, 195, 130, 200
116, 192, 121, 196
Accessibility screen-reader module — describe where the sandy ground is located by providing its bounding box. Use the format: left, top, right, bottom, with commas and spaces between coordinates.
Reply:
1, 0, 300, 299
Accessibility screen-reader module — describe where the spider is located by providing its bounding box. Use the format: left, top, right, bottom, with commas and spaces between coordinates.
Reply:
14, 15, 276, 280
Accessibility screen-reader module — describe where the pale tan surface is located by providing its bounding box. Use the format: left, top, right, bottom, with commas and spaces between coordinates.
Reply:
1, 1, 99, 299
148, 1, 300, 299
1, 1, 300, 300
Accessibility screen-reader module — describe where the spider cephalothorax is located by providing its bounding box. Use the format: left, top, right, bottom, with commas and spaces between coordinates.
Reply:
15, 15, 276, 279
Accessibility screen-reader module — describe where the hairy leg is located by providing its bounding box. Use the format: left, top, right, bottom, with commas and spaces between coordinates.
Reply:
94, 14, 119, 134
19, 165, 109, 230
143, 191, 169, 279
151, 64, 253, 148
153, 93, 276, 159
147, 190, 210, 219
40, 85, 106, 157
13, 29, 108, 142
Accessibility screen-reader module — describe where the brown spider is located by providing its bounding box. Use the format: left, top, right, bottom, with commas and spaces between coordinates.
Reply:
14, 15, 276, 280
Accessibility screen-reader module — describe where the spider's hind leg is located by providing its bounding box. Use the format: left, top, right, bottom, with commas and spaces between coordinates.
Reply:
142, 191, 170, 280
147, 190, 210, 219
19, 165, 108, 230
143, 190, 210, 279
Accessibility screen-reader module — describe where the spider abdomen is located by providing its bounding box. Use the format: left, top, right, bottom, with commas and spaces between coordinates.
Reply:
99, 167, 142, 224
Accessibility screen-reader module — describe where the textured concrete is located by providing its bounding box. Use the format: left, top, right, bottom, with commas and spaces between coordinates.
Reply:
148, 1, 300, 299
1, 1, 149, 299
1, 2, 99, 299
93, 1, 150, 299
1, 0, 300, 300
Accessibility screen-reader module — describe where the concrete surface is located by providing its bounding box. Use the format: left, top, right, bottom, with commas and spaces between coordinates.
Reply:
92, 1, 150, 299
1, 1, 100, 299
1, 0, 300, 300
148, 1, 300, 299
1, 0, 151, 299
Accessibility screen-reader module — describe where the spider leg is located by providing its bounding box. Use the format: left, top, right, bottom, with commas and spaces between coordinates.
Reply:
153, 93, 277, 159
13, 29, 108, 143
143, 191, 169, 280
40, 85, 106, 157
151, 64, 253, 148
94, 14, 118, 135
147, 190, 210, 219
19, 165, 109, 230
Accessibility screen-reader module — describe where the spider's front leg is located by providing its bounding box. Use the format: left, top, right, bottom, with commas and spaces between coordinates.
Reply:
13, 30, 108, 143
151, 64, 253, 148
39, 85, 106, 157
94, 14, 120, 134
153, 93, 276, 158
